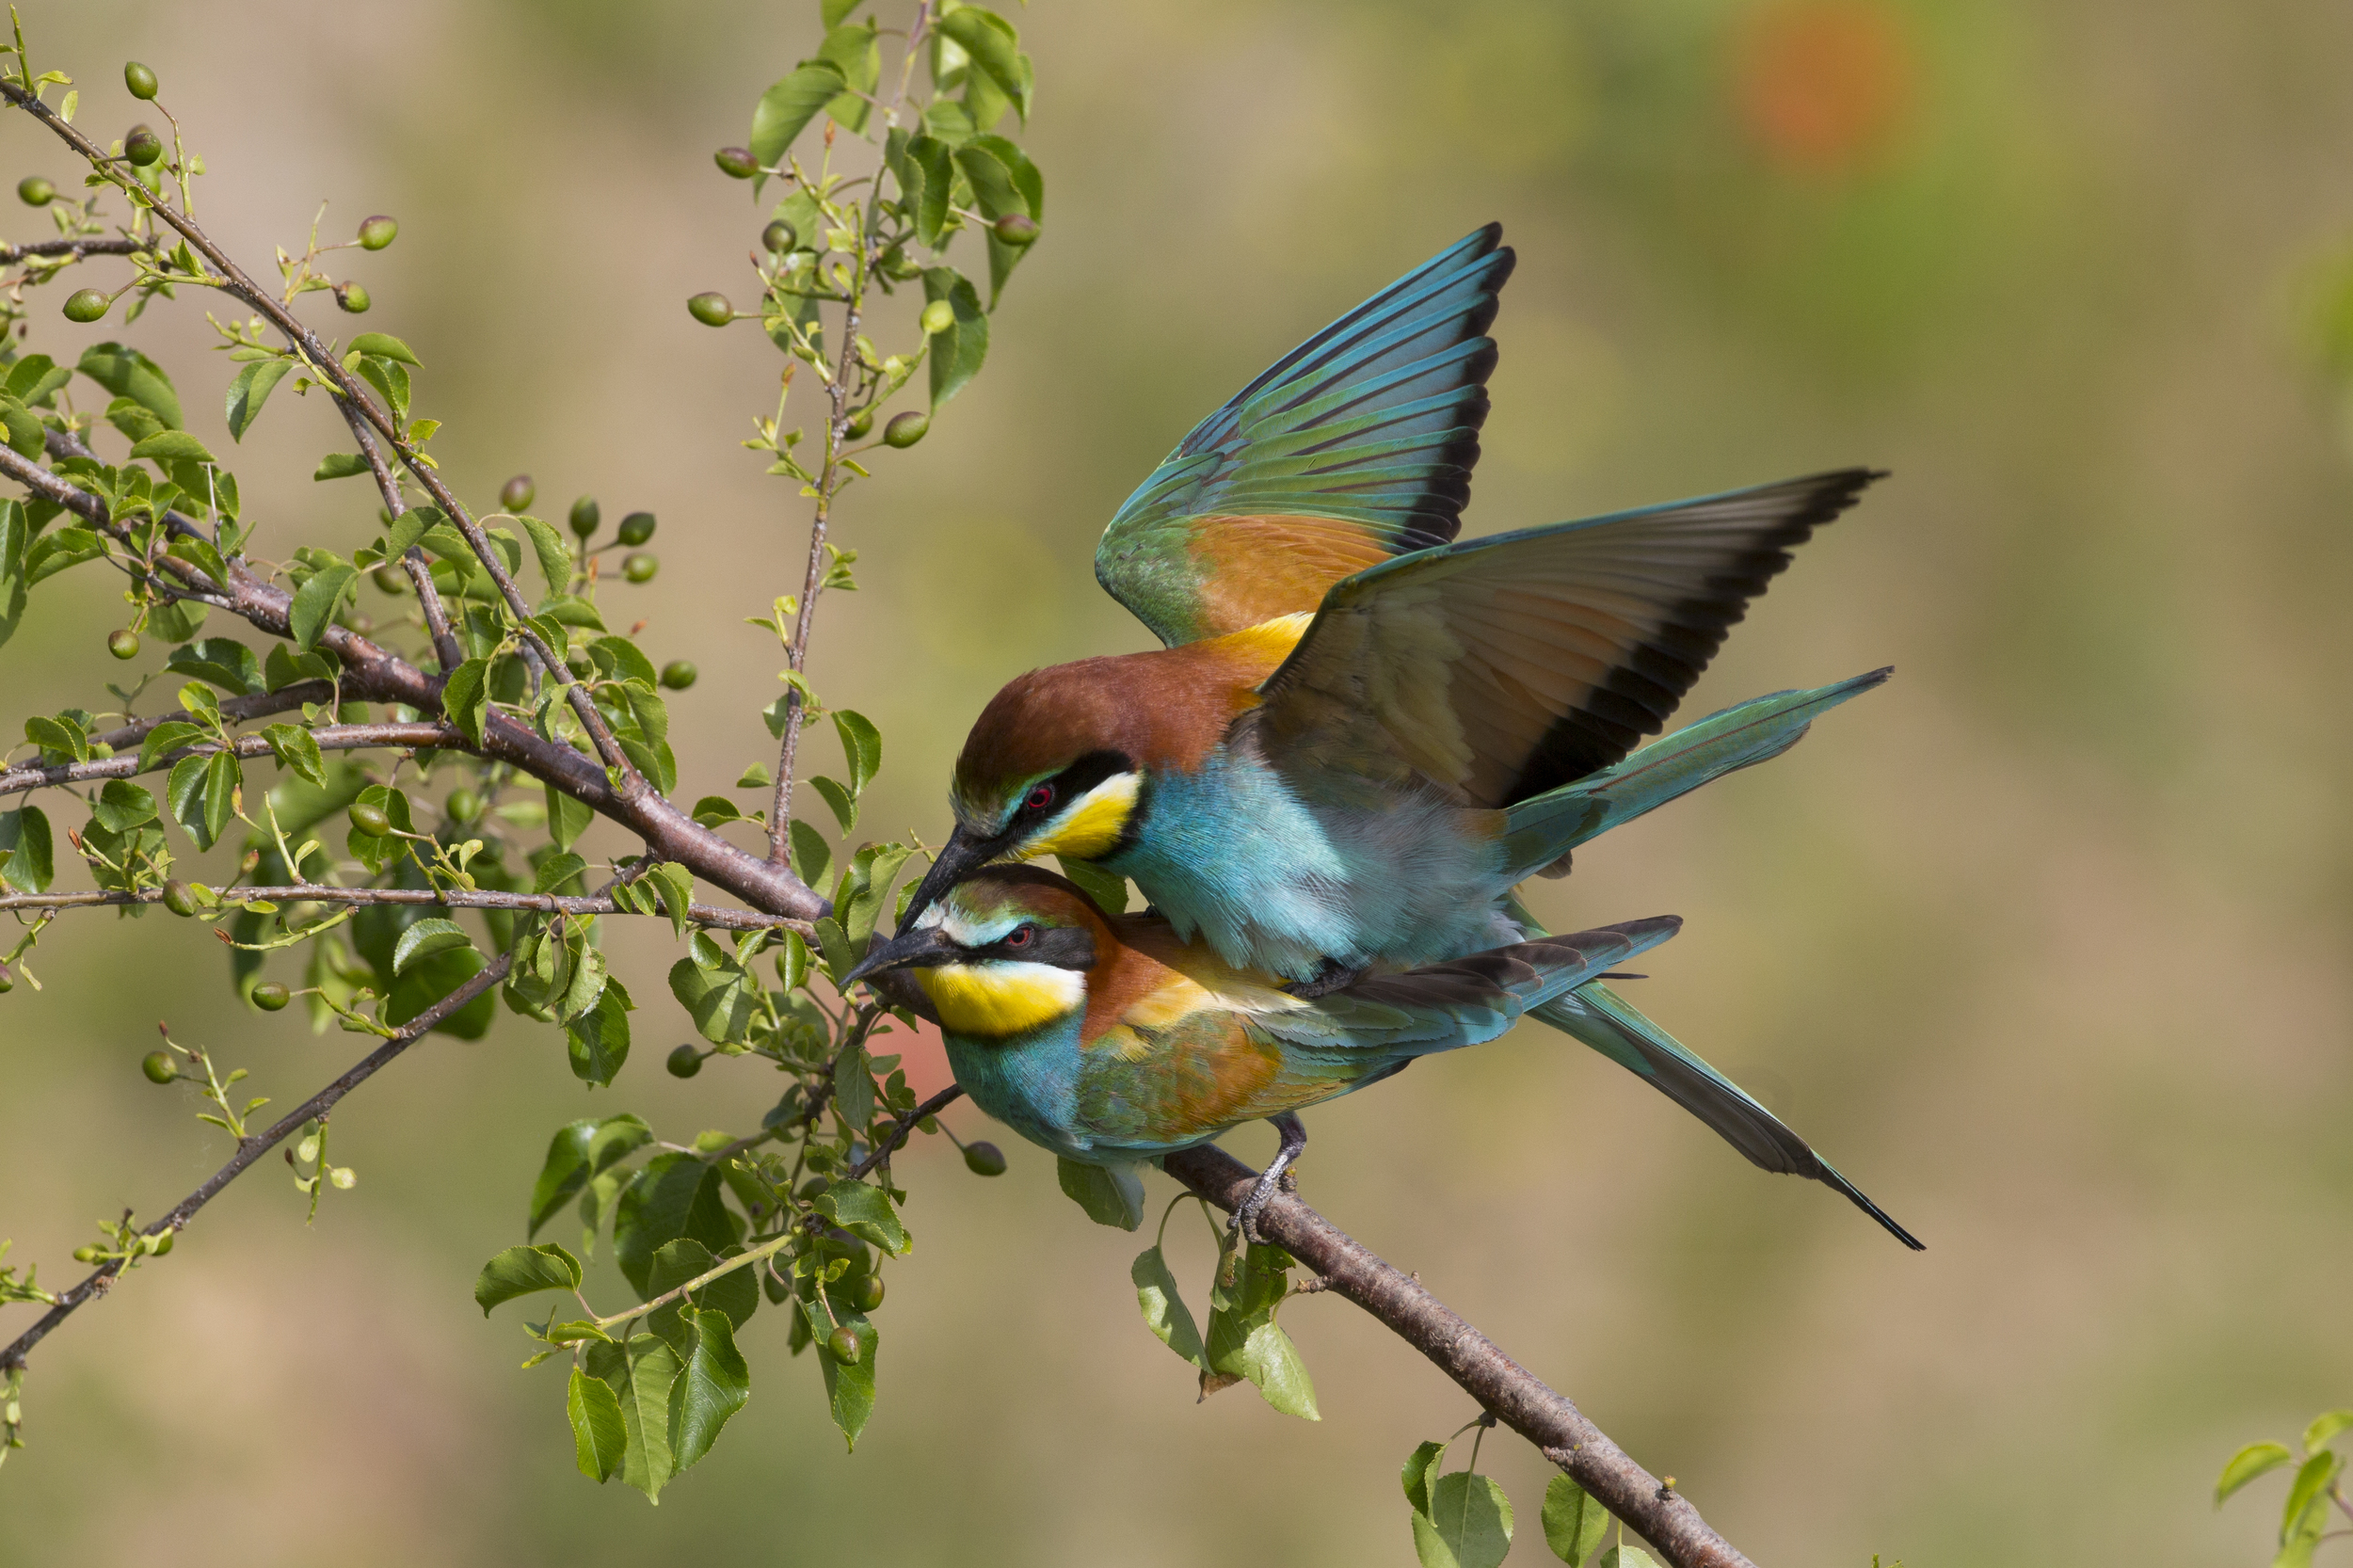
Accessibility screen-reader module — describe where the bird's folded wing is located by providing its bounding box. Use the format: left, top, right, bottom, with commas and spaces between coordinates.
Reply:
1251, 469, 1884, 806
1095, 225, 1513, 648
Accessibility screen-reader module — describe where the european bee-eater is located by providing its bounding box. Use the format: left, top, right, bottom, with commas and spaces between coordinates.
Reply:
848, 866, 1682, 1235
890, 225, 1919, 1248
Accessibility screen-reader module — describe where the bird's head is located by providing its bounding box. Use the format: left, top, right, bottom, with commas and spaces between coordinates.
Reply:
845, 866, 1109, 1037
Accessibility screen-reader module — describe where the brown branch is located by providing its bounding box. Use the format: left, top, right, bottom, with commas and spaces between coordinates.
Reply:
0, 951, 513, 1373
0, 721, 452, 796
0, 234, 156, 264
337, 407, 463, 675
849, 1082, 965, 1178
0, 882, 810, 935
1161, 1145, 1758, 1568
85, 682, 336, 756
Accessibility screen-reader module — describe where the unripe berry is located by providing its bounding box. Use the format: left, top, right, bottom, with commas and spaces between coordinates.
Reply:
993, 213, 1040, 248
616, 511, 656, 547
372, 564, 408, 594
141, 1050, 176, 1083
687, 291, 733, 327
250, 981, 292, 1011
347, 800, 392, 839
920, 300, 954, 336
659, 660, 696, 691
665, 1044, 703, 1079
443, 787, 482, 824
881, 246, 920, 280
160, 879, 199, 918
63, 288, 108, 323
123, 125, 164, 167
713, 145, 759, 180
16, 175, 53, 206
963, 1141, 1007, 1176
123, 61, 159, 101
845, 407, 873, 440
568, 495, 600, 537
152, 1228, 173, 1255
622, 552, 658, 584
501, 473, 536, 511
72, 1244, 103, 1264
358, 215, 398, 250
883, 410, 928, 449
0, 966, 13, 992
851, 1273, 885, 1312
336, 281, 371, 313
106, 628, 139, 660
761, 219, 794, 253
826, 1324, 862, 1364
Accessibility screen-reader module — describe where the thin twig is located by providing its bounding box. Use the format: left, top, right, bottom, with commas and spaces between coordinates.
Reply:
0, 721, 453, 796
0, 234, 157, 264
0, 882, 810, 934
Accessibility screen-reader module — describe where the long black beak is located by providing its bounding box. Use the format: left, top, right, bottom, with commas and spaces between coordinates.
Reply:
841, 920, 966, 988
893, 824, 1000, 936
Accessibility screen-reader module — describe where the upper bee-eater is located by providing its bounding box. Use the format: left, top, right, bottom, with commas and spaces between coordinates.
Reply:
888, 225, 1920, 1248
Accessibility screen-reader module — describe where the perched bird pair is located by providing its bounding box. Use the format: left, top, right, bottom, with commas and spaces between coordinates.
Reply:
854, 225, 1921, 1249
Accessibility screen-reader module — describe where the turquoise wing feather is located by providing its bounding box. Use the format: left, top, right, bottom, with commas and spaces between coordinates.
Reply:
1096, 225, 1514, 647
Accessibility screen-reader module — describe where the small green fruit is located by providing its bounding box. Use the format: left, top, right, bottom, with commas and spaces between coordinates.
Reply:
920, 299, 954, 336
347, 800, 392, 838
565, 646, 595, 679
713, 145, 759, 180
250, 981, 292, 1012
963, 1141, 1007, 1176
852, 1273, 885, 1312
141, 1050, 176, 1084
826, 1325, 862, 1364
16, 175, 53, 206
659, 660, 696, 691
372, 564, 408, 594
761, 219, 794, 253
63, 288, 108, 323
501, 473, 536, 511
124, 60, 159, 100
160, 880, 199, 918
616, 510, 656, 547
687, 291, 733, 327
336, 281, 371, 313
106, 628, 140, 660
568, 495, 600, 537
72, 1244, 103, 1264
993, 213, 1040, 248
444, 787, 482, 824
123, 125, 164, 167
358, 215, 398, 250
883, 410, 928, 449
622, 552, 658, 584
665, 1044, 703, 1079
0, 966, 13, 993
882, 246, 920, 280
845, 407, 873, 440
151, 1228, 173, 1255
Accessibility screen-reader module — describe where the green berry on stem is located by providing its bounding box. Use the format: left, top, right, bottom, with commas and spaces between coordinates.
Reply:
761, 219, 794, 253
124, 61, 159, 100
372, 564, 408, 594
160, 880, 199, 918
16, 175, 53, 206
845, 407, 873, 440
993, 213, 1040, 248
106, 628, 139, 660
152, 1229, 173, 1255
622, 552, 658, 584
123, 125, 163, 167
883, 410, 928, 448
336, 281, 370, 313
358, 215, 398, 250
665, 1044, 703, 1079
852, 1273, 886, 1312
659, 660, 696, 691
920, 299, 954, 336
568, 495, 600, 537
963, 1141, 1007, 1176
72, 1244, 102, 1264
63, 288, 108, 323
0, 966, 13, 993
444, 787, 482, 824
501, 473, 536, 511
826, 1325, 862, 1364
141, 1050, 176, 1084
713, 145, 759, 180
687, 291, 733, 327
616, 510, 656, 547
347, 800, 392, 839
250, 981, 292, 1012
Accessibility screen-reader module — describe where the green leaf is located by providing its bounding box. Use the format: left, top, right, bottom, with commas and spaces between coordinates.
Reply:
1542, 1475, 1610, 1565
1412, 1472, 1513, 1568
545, 782, 595, 851
833, 709, 881, 795
26, 526, 104, 584
666, 1305, 751, 1472
921, 266, 988, 408
0, 401, 40, 460
808, 776, 856, 834
92, 780, 158, 833
936, 7, 1032, 122
821, 0, 857, 24
748, 60, 848, 183
667, 945, 758, 1046
530, 1114, 653, 1238
514, 512, 571, 592
584, 1334, 682, 1502
788, 819, 832, 892
259, 721, 326, 787
225, 358, 291, 442
202, 749, 239, 848
1202, 1241, 1317, 1417
164, 754, 216, 851
645, 1239, 759, 1334
392, 917, 472, 976
647, 862, 695, 938
2217, 1441, 2296, 1506
440, 657, 489, 744
1056, 1156, 1144, 1230
1131, 1245, 1205, 1368
388, 945, 494, 1039
1058, 856, 1129, 914
472, 1242, 583, 1314
2305, 1410, 2353, 1455
288, 564, 357, 650
1403, 1440, 1449, 1518
128, 429, 216, 467
354, 355, 408, 423
347, 331, 420, 366
806, 1300, 878, 1449
814, 22, 880, 133
77, 342, 182, 429
0, 806, 54, 892
4, 353, 68, 405
817, 1179, 910, 1256
567, 980, 633, 1086
312, 452, 371, 481
568, 1365, 628, 1483
2282, 1452, 2344, 1544
614, 1152, 739, 1297
903, 134, 953, 247
1593, 1548, 1658, 1568
0, 500, 26, 650
165, 637, 264, 696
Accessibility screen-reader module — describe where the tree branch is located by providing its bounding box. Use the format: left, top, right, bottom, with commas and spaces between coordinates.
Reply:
0, 721, 454, 796
0, 950, 513, 1374
1160, 1144, 1759, 1568
0, 882, 810, 935
0, 234, 156, 264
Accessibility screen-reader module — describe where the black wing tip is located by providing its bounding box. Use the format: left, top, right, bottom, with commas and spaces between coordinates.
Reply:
1817, 1163, 1926, 1250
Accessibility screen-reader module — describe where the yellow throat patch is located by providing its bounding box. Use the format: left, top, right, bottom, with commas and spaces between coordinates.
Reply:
918, 960, 1085, 1037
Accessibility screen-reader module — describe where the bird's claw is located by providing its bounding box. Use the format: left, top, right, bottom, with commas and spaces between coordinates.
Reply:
1231, 1112, 1306, 1247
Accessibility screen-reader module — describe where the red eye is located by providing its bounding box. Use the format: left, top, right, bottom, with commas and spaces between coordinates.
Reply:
1004, 923, 1034, 948
1024, 783, 1055, 813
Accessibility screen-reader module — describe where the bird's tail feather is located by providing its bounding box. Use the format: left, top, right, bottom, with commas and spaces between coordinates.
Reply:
1498, 667, 1891, 881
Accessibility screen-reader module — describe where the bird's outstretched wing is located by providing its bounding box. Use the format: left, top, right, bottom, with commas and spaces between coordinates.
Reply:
1250, 469, 1883, 807
1095, 225, 1513, 648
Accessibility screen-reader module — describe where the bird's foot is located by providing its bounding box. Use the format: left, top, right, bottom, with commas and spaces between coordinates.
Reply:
1232, 1112, 1307, 1246
1281, 958, 1365, 1000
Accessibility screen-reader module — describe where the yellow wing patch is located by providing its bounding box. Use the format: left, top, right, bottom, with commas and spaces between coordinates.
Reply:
918, 961, 1085, 1037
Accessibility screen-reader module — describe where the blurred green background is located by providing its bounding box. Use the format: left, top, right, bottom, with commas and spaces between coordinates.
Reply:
5, 0, 2351, 1562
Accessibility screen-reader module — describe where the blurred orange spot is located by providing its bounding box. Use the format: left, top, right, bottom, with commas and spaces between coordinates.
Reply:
1736, 0, 1915, 171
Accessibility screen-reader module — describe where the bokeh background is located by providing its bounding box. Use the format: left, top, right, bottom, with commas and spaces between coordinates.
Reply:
5, 1, 2351, 1563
